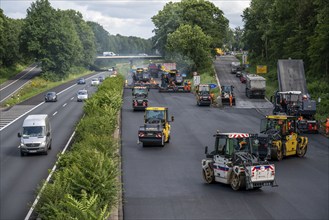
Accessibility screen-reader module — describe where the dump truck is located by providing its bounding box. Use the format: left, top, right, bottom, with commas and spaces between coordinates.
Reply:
202, 132, 277, 190
245, 74, 266, 99
258, 115, 308, 160
138, 107, 174, 147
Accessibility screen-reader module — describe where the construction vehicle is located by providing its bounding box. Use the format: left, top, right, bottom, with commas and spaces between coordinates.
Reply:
276, 59, 319, 133
138, 107, 174, 147
231, 62, 242, 74
221, 85, 236, 106
130, 67, 159, 89
202, 132, 277, 190
158, 69, 190, 92
195, 84, 212, 106
245, 74, 266, 99
258, 115, 308, 161
132, 86, 149, 111
271, 91, 318, 133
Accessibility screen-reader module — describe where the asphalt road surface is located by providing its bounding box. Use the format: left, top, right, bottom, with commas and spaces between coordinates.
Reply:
0, 72, 107, 219
122, 56, 328, 220
0, 64, 41, 104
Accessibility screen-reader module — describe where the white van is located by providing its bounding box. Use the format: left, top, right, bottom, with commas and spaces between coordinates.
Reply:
18, 114, 52, 156
103, 51, 116, 56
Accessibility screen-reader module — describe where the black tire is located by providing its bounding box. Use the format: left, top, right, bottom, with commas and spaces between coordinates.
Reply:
44, 150, 48, 155
271, 146, 283, 161
49, 141, 52, 150
202, 168, 214, 184
297, 144, 307, 157
231, 173, 241, 190
20, 150, 25, 157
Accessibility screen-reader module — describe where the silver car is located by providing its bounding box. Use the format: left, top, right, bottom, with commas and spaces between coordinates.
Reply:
77, 89, 88, 102
91, 78, 100, 86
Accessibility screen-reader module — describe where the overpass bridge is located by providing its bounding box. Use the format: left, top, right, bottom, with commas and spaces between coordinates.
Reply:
96, 55, 163, 59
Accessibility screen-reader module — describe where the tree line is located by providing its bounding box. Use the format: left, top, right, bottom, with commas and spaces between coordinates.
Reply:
242, 0, 329, 116
151, 0, 230, 72
0, 0, 153, 80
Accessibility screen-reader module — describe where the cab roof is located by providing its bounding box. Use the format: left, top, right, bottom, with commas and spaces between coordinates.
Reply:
23, 114, 48, 127
146, 107, 167, 111
215, 131, 250, 138
266, 115, 297, 120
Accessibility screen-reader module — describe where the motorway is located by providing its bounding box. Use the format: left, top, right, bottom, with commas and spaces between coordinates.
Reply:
0, 72, 107, 219
0, 64, 41, 104
122, 56, 329, 219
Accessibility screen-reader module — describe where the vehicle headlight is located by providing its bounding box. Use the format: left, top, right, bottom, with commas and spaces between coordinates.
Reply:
40, 141, 46, 147
20, 143, 25, 147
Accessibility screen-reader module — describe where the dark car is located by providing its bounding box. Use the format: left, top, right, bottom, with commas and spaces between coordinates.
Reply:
45, 92, 57, 102
77, 78, 86, 84
98, 75, 105, 82
240, 72, 248, 83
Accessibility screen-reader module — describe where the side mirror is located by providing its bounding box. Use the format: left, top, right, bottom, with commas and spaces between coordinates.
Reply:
171, 116, 174, 122
18, 133, 21, 138
205, 146, 208, 155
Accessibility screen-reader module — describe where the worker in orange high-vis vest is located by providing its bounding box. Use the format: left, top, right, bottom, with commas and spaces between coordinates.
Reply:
326, 118, 329, 135
229, 93, 233, 107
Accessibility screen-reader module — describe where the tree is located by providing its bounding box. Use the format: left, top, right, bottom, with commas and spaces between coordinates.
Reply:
166, 24, 211, 71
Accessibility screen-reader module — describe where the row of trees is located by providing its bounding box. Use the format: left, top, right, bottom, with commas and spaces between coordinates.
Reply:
242, 0, 329, 116
0, 0, 153, 80
242, 0, 328, 79
151, 0, 229, 71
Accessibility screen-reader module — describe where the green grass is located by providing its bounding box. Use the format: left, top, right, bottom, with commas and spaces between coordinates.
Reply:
0, 63, 31, 84
2, 68, 92, 107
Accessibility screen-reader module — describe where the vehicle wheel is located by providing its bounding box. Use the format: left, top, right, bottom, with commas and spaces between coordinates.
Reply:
245, 88, 249, 97
166, 135, 170, 143
202, 168, 214, 184
297, 144, 307, 157
49, 141, 52, 150
20, 150, 25, 157
231, 173, 242, 190
272, 147, 283, 161
44, 150, 48, 155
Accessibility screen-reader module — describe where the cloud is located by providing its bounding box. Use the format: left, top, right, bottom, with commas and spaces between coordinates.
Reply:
1, 0, 250, 39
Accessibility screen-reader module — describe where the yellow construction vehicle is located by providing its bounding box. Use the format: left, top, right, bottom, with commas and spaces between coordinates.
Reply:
138, 107, 174, 147
258, 115, 308, 160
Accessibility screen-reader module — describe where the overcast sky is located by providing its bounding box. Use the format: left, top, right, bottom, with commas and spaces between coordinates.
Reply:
1, 0, 250, 39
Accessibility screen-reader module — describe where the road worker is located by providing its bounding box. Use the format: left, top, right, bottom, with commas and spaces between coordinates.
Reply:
187, 80, 191, 91
326, 118, 329, 135
229, 93, 233, 107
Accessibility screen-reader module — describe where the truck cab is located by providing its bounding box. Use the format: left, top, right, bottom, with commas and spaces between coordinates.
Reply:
138, 107, 174, 147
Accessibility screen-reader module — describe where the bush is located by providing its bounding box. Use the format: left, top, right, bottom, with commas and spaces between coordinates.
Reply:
36, 75, 124, 219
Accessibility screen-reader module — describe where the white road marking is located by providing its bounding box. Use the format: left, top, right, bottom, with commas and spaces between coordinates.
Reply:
52, 111, 57, 116
0, 80, 32, 103
24, 131, 76, 220
0, 65, 37, 92
0, 102, 44, 132
63, 103, 67, 107
71, 97, 74, 100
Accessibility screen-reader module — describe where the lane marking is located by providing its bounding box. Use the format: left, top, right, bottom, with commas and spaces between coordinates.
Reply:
24, 131, 76, 220
71, 97, 74, 100
0, 102, 44, 132
0, 80, 32, 103
52, 111, 57, 116
62, 103, 67, 107
0, 64, 37, 91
